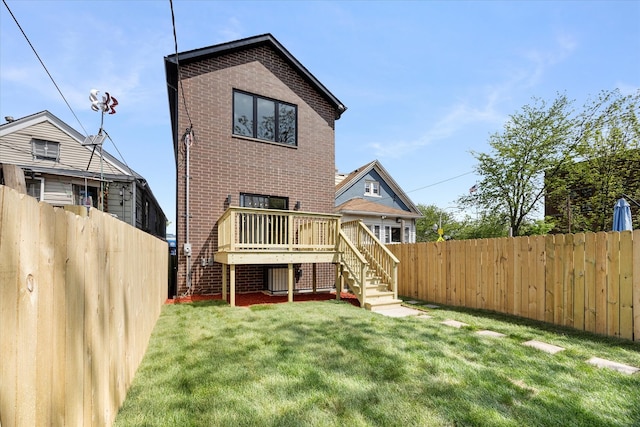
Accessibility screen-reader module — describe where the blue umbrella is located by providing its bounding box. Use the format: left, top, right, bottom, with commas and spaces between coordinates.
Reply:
613, 198, 633, 231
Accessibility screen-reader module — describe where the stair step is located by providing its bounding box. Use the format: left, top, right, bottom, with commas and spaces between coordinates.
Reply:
365, 289, 395, 299
364, 298, 403, 312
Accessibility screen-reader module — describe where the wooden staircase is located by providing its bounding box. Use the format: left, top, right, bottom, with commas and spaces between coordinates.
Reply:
338, 221, 401, 311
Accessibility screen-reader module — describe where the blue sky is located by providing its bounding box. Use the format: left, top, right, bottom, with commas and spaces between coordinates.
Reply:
2, 1, 639, 234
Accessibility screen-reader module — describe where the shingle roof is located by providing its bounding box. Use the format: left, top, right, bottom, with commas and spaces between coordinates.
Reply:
335, 197, 421, 218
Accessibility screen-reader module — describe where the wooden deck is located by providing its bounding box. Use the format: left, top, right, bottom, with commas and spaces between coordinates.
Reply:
214, 208, 399, 309
214, 207, 342, 265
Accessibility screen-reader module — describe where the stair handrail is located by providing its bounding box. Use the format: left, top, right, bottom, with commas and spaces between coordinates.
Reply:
341, 220, 399, 300
338, 229, 369, 307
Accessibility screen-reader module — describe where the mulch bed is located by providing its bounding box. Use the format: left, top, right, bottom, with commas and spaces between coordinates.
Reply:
166, 291, 361, 308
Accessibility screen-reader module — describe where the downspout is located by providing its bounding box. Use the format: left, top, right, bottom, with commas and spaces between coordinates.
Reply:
184, 129, 193, 294
131, 181, 137, 227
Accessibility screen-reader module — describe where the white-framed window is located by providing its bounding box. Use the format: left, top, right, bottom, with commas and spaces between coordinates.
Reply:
364, 180, 380, 197
369, 224, 381, 240
32, 139, 60, 162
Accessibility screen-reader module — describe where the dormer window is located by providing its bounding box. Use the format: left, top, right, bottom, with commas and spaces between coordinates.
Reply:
32, 139, 60, 162
233, 90, 297, 146
364, 180, 380, 197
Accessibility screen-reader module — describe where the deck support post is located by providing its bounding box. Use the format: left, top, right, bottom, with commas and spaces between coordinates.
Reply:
312, 264, 317, 293
222, 264, 227, 302
335, 263, 341, 300
230, 264, 236, 307
288, 263, 294, 303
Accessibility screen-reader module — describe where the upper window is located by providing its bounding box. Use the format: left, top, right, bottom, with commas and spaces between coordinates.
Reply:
364, 180, 380, 197
233, 90, 297, 146
32, 139, 60, 161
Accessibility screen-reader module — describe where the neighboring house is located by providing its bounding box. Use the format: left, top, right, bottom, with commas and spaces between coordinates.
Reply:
335, 160, 422, 243
0, 111, 166, 239
164, 34, 402, 310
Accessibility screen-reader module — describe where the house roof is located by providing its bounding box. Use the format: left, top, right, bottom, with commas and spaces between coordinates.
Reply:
335, 159, 422, 216
0, 110, 164, 215
335, 197, 422, 219
0, 110, 141, 179
164, 33, 347, 159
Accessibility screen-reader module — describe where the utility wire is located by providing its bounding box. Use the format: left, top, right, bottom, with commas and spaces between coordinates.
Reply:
404, 171, 475, 194
169, 0, 193, 130
0, 140, 113, 177
2, 0, 89, 137
103, 130, 137, 178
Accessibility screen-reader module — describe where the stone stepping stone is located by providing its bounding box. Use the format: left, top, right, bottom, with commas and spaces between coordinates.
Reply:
416, 314, 432, 320
441, 319, 469, 328
476, 330, 506, 338
587, 357, 640, 375
376, 306, 423, 317
522, 340, 565, 354
423, 304, 440, 309
405, 300, 421, 304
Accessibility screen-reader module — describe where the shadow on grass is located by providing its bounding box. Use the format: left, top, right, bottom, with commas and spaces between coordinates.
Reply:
116, 299, 640, 427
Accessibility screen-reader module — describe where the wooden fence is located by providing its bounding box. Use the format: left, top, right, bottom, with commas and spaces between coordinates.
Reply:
0, 185, 168, 426
389, 231, 640, 341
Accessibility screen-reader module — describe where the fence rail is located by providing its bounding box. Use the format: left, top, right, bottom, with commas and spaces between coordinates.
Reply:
0, 185, 168, 426
389, 231, 640, 341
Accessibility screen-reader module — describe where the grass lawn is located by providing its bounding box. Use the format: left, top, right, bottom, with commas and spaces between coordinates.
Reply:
114, 299, 640, 427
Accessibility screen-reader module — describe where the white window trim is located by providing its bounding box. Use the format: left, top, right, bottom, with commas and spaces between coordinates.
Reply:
364, 180, 381, 197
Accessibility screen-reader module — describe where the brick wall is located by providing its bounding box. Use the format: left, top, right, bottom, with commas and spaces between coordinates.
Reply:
174, 45, 339, 295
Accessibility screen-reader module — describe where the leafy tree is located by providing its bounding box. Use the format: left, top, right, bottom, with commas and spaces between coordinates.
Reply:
455, 211, 509, 240
459, 94, 574, 236
460, 89, 640, 235
415, 204, 464, 242
519, 217, 556, 236
546, 89, 640, 232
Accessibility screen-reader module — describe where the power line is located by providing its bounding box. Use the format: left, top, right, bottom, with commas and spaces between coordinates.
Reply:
169, 0, 193, 130
2, 0, 89, 137
404, 171, 475, 194
0, 140, 114, 177
103, 129, 137, 178
374, 170, 475, 204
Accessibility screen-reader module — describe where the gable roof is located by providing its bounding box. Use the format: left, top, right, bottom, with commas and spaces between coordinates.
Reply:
335, 159, 422, 217
0, 110, 142, 180
164, 33, 347, 158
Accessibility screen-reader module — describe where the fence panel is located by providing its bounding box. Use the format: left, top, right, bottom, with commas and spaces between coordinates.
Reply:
0, 185, 167, 426
393, 229, 638, 341
573, 233, 586, 331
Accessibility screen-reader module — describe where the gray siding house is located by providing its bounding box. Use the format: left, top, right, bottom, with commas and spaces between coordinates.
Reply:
0, 111, 166, 239
335, 160, 422, 243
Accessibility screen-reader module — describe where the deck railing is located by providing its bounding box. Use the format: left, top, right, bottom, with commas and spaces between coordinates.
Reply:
217, 207, 341, 252
338, 229, 370, 306
341, 220, 399, 299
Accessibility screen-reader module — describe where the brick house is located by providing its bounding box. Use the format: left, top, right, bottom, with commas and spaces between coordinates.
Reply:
164, 34, 402, 310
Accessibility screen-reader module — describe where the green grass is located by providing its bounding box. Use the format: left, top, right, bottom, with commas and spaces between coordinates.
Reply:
114, 299, 640, 427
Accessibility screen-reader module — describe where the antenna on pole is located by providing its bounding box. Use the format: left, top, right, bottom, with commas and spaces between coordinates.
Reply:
85, 89, 118, 211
